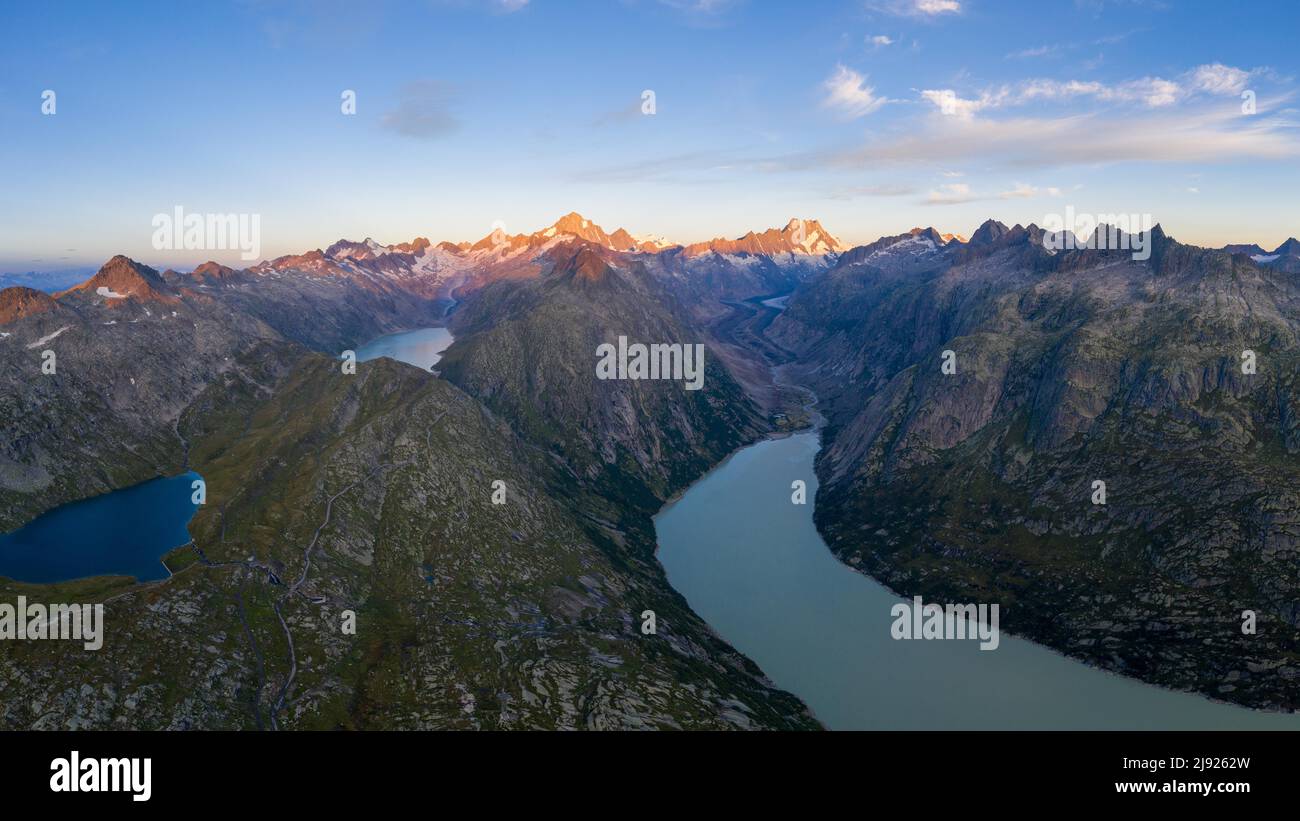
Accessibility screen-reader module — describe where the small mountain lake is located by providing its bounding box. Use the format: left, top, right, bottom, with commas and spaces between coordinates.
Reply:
0, 471, 202, 584
0, 326, 455, 587
354, 327, 453, 371
655, 429, 1300, 730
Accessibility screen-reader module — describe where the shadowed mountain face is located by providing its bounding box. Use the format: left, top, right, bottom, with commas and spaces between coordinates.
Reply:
0, 254, 445, 531
441, 243, 765, 524
1225, 236, 1300, 274
773, 222, 1300, 709
0, 345, 815, 729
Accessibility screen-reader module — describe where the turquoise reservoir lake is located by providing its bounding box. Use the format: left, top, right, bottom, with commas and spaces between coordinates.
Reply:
354, 327, 453, 371
655, 429, 1300, 729
0, 471, 202, 584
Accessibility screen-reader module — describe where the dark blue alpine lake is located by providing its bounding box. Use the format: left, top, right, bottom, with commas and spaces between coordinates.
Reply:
0, 471, 202, 584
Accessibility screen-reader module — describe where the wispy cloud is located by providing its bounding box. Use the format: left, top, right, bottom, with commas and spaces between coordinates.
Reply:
829, 183, 917, 199
432, 0, 532, 14
925, 182, 975, 204
569, 149, 746, 184
1093, 28, 1144, 45
920, 88, 1007, 119
380, 80, 460, 140
1006, 44, 1058, 59
812, 101, 1299, 170
1019, 76, 1181, 106
822, 64, 886, 119
868, 0, 961, 17
592, 99, 645, 127
920, 64, 1268, 117
1189, 63, 1253, 95
576, 60, 1294, 191
923, 181, 1063, 205
656, 0, 743, 26
999, 182, 1063, 198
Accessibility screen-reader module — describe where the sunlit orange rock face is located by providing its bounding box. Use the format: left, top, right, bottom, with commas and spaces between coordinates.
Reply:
190, 261, 237, 282
683, 218, 847, 257
0, 286, 59, 324
57, 255, 181, 305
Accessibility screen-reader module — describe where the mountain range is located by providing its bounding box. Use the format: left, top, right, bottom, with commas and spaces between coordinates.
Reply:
1222, 237, 1300, 273
3, 211, 1300, 725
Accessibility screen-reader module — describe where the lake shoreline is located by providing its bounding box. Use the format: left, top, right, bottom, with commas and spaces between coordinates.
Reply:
654, 298, 1300, 730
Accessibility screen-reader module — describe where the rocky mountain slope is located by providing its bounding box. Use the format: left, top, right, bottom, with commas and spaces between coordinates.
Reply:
440, 242, 765, 514
0, 237, 819, 729
0, 254, 445, 530
773, 220, 1300, 709
0, 344, 815, 728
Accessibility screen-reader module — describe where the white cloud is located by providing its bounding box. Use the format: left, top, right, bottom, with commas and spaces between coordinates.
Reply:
1007, 64, 1258, 110
1014, 76, 1180, 107
920, 88, 1007, 119
914, 0, 960, 14
922, 181, 1063, 205
925, 183, 974, 204
822, 64, 886, 119
829, 183, 916, 199
998, 183, 1037, 199
1128, 76, 1180, 107
1018, 79, 1097, 100
870, 34, 895, 46
657, 0, 741, 23
1006, 44, 1055, 59
868, 0, 961, 16
808, 102, 1300, 169
997, 182, 1063, 199
493, 0, 529, 11
1190, 63, 1252, 95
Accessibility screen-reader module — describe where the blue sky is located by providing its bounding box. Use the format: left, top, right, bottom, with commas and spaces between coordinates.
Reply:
2, 0, 1299, 269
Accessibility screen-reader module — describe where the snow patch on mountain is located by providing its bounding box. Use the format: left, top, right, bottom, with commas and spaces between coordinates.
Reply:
27, 325, 71, 349
867, 234, 938, 262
